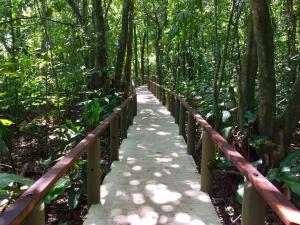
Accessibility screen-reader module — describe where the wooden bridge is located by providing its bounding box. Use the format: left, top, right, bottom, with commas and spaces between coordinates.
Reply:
1, 82, 300, 225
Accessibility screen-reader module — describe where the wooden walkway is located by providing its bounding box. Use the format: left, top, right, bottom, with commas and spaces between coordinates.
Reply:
84, 86, 221, 225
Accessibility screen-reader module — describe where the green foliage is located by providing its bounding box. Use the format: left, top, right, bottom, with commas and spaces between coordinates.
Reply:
267, 149, 300, 197
0, 173, 34, 209
44, 177, 71, 204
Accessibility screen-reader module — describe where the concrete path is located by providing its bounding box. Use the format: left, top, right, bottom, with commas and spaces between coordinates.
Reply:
83, 86, 221, 225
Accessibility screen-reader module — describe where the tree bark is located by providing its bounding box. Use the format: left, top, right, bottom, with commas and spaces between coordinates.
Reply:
123, 0, 133, 95
238, 15, 257, 129
91, 0, 109, 93
140, 32, 146, 83
250, 0, 276, 138
114, 0, 130, 91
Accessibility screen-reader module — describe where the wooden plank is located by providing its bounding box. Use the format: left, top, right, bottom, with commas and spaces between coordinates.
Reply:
0, 93, 136, 225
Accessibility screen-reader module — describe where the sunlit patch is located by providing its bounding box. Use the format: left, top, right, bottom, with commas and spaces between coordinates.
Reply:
132, 165, 142, 171
161, 204, 174, 212
130, 180, 140, 186
151, 124, 160, 127
146, 127, 156, 131
157, 108, 170, 115
132, 193, 145, 204
123, 172, 132, 177
136, 127, 141, 130
154, 172, 162, 177
190, 219, 206, 225
116, 190, 130, 201
155, 157, 173, 163
184, 190, 211, 202
145, 184, 182, 204
171, 152, 180, 157
156, 131, 170, 136
175, 212, 191, 223
159, 215, 169, 224
137, 144, 146, 149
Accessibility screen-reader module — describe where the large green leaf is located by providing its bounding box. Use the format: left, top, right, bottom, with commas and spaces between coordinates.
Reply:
0, 173, 34, 189
44, 177, 71, 204
280, 150, 300, 168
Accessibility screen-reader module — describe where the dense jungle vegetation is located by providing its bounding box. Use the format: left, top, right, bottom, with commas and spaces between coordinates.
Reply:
0, 0, 299, 224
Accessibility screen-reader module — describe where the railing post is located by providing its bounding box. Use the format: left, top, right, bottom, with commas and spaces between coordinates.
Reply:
87, 138, 101, 205
200, 130, 215, 193
110, 112, 120, 161
120, 106, 128, 139
156, 85, 161, 101
179, 103, 186, 136
21, 201, 45, 225
241, 182, 266, 225
187, 112, 195, 154
134, 94, 137, 116
128, 98, 134, 126
166, 90, 170, 111
162, 86, 166, 106
170, 94, 175, 117
175, 97, 180, 124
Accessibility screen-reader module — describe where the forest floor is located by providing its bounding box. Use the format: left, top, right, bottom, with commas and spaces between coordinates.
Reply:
1, 106, 299, 224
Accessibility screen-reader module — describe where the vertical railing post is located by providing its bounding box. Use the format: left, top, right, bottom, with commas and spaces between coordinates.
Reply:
156, 84, 161, 100
21, 201, 45, 225
187, 112, 195, 154
87, 138, 101, 205
110, 112, 120, 161
179, 103, 186, 136
175, 97, 180, 124
241, 182, 266, 225
162, 86, 166, 105
200, 130, 215, 193
134, 94, 137, 116
128, 97, 134, 126
120, 106, 128, 139
166, 90, 170, 111
170, 93, 175, 117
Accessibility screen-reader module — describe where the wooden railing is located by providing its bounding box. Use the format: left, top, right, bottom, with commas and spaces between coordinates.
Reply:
149, 80, 300, 225
0, 92, 137, 225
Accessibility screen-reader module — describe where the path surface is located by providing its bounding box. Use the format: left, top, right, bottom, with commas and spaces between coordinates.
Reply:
84, 86, 221, 225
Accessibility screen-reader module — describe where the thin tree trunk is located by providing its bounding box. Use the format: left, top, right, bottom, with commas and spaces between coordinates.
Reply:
91, 0, 109, 93
237, 15, 257, 129
133, 23, 139, 84
114, 0, 130, 91
140, 32, 146, 83
123, 0, 133, 95
250, 0, 276, 138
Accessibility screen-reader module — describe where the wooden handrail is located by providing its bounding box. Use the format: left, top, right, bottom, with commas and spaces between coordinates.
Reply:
150, 81, 300, 225
0, 93, 136, 225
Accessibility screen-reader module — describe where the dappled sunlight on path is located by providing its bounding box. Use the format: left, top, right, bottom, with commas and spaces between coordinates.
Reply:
84, 86, 221, 225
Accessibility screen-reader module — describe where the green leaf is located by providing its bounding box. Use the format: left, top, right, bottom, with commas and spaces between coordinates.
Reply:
68, 188, 82, 209
0, 119, 13, 126
44, 177, 71, 204
0, 173, 34, 189
220, 127, 232, 139
221, 111, 231, 123
244, 111, 257, 123
280, 150, 300, 168
236, 183, 244, 204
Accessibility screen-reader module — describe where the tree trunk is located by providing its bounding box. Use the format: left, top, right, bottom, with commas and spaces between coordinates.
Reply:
140, 32, 146, 83
133, 23, 139, 84
123, 0, 133, 96
90, 0, 109, 93
250, 0, 276, 138
237, 15, 257, 129
114, 0, 130, 91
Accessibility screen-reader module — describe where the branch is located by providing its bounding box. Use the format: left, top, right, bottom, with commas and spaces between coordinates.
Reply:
0, 16, 78, 27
